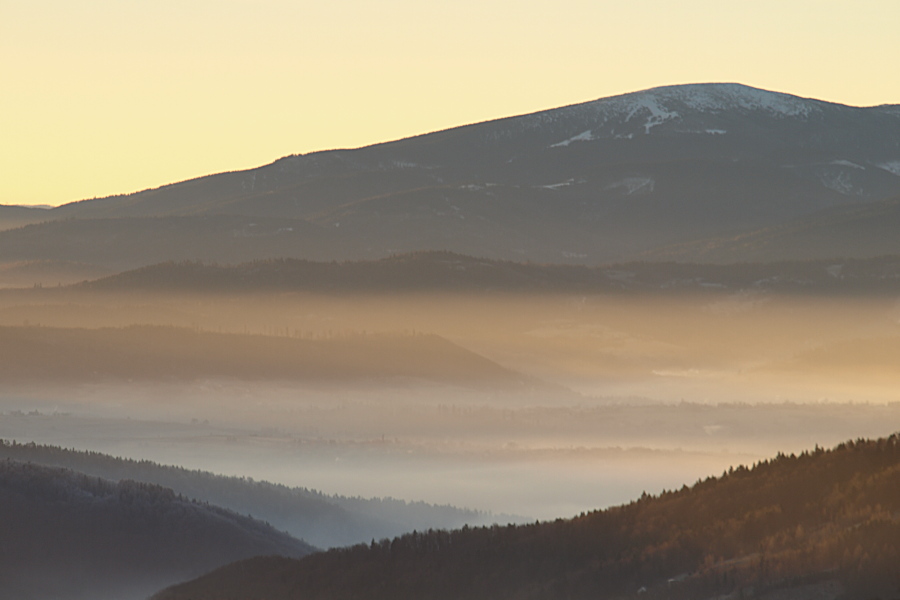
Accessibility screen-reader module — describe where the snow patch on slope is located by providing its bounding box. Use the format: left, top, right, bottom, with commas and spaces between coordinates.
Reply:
877, 161, 900, 176
817, 170, 860, 195
551, 130, 595, 147
625, 96, 680, 133
606, 177, 655, 195
539, 179, 577, 190
830, 160, 865, 170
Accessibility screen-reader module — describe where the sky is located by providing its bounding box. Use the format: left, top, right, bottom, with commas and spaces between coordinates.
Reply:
3, 0, 900, 207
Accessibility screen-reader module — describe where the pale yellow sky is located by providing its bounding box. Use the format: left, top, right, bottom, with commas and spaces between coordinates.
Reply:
3, 0, 899, 206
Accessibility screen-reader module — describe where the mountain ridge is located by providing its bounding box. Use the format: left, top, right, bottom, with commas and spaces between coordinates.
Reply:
71, 251, 900, 296
4, 83, 900, 266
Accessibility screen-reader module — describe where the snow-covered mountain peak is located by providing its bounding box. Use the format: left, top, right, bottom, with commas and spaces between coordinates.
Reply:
537, 84, 826, 145
488, 83, 838, 145
625, 83, 821, 118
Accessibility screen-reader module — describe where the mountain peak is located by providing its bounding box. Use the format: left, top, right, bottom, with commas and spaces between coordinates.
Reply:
533, 83, 828, 146
577, 82, 825, 127
632, 82, 821, 117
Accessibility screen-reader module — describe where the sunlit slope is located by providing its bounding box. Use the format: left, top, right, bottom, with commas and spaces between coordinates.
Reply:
5, 84, 900, 266
0, 460, 314, 600
0, 325, 529, 387
153, 436, 900, 600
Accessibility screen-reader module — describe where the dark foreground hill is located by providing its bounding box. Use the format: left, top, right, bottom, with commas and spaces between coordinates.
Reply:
0, 440, 504, 549
0, 324, 528, 388
0, 460, 314, 600
153, 435, 900, 600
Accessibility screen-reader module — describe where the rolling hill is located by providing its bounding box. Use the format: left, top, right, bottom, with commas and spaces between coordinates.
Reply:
0, 324, 530, 388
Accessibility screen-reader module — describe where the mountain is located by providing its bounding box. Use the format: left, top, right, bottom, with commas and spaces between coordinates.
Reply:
0, 325, 529, 388
0, 440, 508, 549
4, 83, 900, 268
152, 435, 900, 600
0, 459, 314, 600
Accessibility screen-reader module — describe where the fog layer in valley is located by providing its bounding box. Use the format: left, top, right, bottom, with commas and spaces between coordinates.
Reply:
2, 288, 898, 520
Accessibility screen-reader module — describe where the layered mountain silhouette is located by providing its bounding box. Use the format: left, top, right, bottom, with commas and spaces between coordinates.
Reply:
0, 459, 314, 600
152, 435, 900, 600
80, 251, 900, 295
3, 83, 900, 268
0, 441, 508, 550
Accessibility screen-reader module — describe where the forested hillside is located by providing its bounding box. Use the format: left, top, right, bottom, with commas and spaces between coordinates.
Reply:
0, 440, 499, 548
0, 460, 314, 600
154, 435, 900, 600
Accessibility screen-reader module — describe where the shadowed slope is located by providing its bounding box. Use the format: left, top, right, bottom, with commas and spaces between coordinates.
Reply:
0, 441, 503, 549
0, 460, 314, 600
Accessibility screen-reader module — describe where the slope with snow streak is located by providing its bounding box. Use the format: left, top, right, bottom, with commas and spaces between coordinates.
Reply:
11, 83, 900, 266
